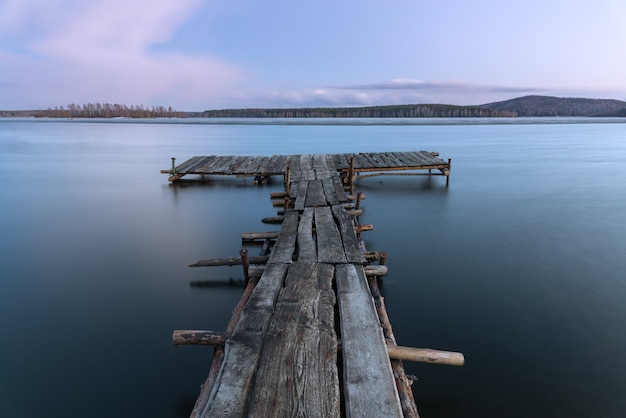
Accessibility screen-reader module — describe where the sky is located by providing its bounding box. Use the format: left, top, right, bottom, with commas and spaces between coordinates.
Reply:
1, 0, 626, 111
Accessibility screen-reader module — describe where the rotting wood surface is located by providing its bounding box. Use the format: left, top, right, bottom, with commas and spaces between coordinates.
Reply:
176, 152, 450, 418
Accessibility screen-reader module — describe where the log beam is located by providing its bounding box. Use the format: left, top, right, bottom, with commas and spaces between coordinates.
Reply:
173, 330, 464, 366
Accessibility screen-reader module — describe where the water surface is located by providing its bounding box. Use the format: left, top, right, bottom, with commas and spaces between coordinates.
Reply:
1, 118, 625, 417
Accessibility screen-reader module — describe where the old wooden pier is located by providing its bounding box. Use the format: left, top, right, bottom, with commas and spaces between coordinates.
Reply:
164, 151, 462, 417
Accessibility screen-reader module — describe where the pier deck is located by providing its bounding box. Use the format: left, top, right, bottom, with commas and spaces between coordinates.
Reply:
160, 150, 451, 186
170, 151, 462, 417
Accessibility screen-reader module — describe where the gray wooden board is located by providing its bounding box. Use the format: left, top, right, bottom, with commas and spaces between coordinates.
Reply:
420, 150, 446, 165
294, 181, 307, 211
203, 155, 226, 172
286, 155, 299, 182
325, 154, 338, 171
199, 263, 289, 418
186, 156, 212, 173
331, 205, 366, 264
314, 206, 347, 264
321, 178, 340, 205
313, 153, 329, 169
255, 156, 271, 174
305, 179, 327, 207
296, 208, 316, 261
266, 155, 282, 174
289, 180, 300, 201
247, 262, 339, 417
331, 175, 349, 202
384, 152, 405, 167
335, 264, 403, 418
208, 156, 231, 173
197, 156, 219, 172
178, 156, 203, 172
237, 156, 256, 173
246, 156, 264, 174
268, 211, 299, 263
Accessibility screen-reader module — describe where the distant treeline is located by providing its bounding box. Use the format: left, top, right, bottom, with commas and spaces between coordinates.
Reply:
199, 104, 516, 118
0, 103, 185, 118
2, 96, 626, 118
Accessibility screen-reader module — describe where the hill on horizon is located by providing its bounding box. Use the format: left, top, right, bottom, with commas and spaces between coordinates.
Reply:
481, 95, 626, 117
199, 95, 626, 118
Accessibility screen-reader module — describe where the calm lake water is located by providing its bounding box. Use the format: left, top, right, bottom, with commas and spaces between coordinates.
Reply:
1, 117, 625, 417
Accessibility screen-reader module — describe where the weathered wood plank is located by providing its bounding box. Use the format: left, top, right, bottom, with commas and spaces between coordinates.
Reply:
321, 178, 340, 205
198, 263, 289, 418
173, 155, 202, 173
314, 206, 347, 264
299, 154, 315, 181
268, 211, 299, 263
297, 208, 316, 261
305, 179, 327, 207
247, 262, 339, 417
294, 181, 308, 211
335, 264, 403, 418
331, 205, 366, 264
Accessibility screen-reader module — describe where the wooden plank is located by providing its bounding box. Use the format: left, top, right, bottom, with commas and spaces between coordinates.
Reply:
196, 156, 221, 172
287, 155, 300, 178
313, 154, 332, 179
174, 156, 203, 173
321, 178, 340, 205
325, 154, 338, 171
297, 208, 316, 261
187, 156, 215, 173
239, 156, 258, 174
245, 156, 264, 174
314, 206, 347, 264
207, 156, 234, 173
299, 154, 315, 181
198, 263, 289, 418
305, 179, 327, 207
226, 156, 249, 174
247, 262, 339, 417
289, 180, 300, 201
419, 150, 446, 165
331, 205, 366, 264
335, 264, 403, 418
384, 152, 405, 167
268, 211, 299, 263
294, 181, 308, 211
331, 175, 348, 203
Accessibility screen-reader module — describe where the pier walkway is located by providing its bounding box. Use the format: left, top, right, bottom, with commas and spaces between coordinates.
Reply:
161, 150, 451, 188
168, 151, 462, 418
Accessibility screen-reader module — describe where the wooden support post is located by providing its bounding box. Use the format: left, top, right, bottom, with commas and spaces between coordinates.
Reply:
283, 196, 290, 213
356, 191, 364, 211
377, 251, 388, 283
240, 248, 249, 284
285, 164, 291, 194
349, 156, 356, 195
446, 158, 452, 187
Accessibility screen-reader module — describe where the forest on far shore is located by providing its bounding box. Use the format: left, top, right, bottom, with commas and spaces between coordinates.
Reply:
2, 95, 626, 118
